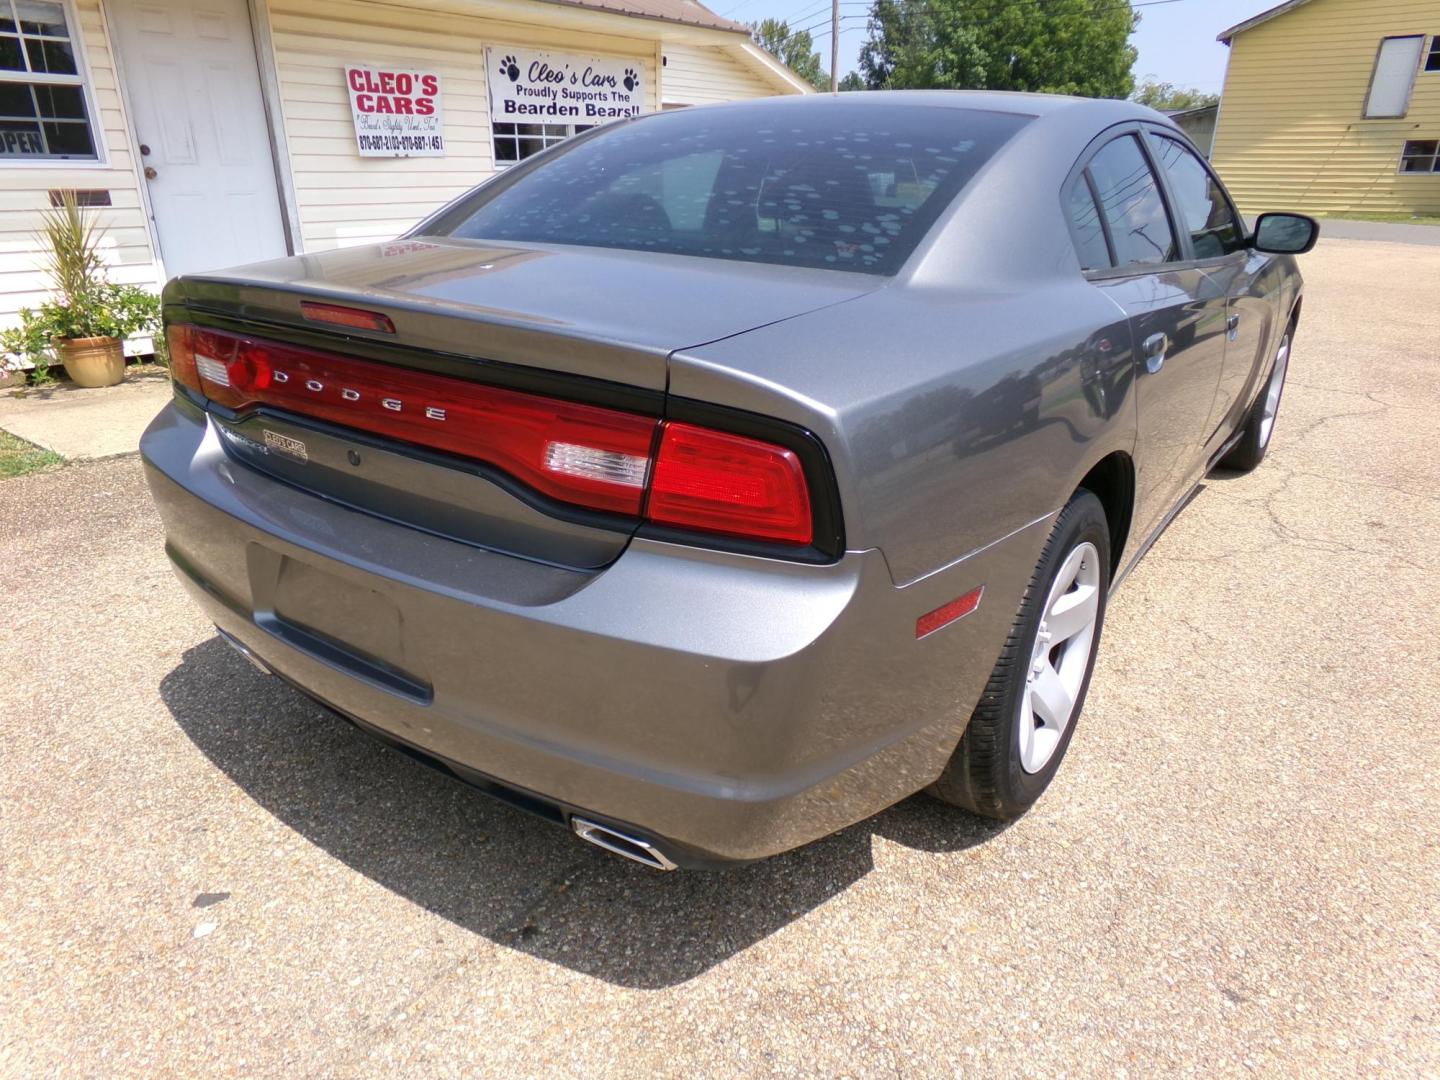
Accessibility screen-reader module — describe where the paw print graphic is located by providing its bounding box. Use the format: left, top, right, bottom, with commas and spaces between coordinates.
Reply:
500, 55, 520, 82
623, 67, 639, 92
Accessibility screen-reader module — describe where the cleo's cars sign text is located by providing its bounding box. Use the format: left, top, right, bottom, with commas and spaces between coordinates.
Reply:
485, 47, 647, 125
345, 65, 445, 157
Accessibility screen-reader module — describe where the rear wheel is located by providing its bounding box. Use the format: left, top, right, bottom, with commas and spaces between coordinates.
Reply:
930, 490, 1109, 820
1219, 328, 1291, 473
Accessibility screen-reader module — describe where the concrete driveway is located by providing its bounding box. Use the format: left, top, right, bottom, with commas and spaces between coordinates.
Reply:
2, 238, 1436, 1076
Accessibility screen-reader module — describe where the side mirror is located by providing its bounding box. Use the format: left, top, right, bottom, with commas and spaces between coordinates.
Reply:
1251, 212, 1320, 255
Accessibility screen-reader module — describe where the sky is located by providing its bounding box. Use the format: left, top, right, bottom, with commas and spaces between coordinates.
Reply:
715, 0, 1274, 94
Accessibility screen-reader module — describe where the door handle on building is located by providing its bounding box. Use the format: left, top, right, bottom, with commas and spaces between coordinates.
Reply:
1143, 332, 1168, 374
1227, 312, 1241, 341
143, 166, 158, 180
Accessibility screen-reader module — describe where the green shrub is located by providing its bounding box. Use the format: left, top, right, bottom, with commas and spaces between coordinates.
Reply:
0, 192, 162, 380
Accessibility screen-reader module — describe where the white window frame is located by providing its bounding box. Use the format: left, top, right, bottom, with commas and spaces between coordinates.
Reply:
1398, 139, 1440, 174
0, 0, 106, 168
1362, 35, 1425, 120
491, 121, 594, 169
1426, 35, 1440, 73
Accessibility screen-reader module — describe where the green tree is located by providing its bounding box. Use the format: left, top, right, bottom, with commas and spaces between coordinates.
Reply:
858, 0, 1138, 99
1131, 77, 1219, 111
749, 18, 829, 91
838, 71, 867, 91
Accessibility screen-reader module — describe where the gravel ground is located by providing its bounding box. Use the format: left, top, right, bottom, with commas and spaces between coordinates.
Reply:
1, 238, 1436, 1077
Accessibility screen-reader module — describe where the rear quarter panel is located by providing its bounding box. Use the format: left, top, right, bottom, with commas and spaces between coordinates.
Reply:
671, 278, 1137, 585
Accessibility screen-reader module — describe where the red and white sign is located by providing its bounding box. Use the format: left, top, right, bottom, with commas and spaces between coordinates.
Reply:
345, 65, 445, 157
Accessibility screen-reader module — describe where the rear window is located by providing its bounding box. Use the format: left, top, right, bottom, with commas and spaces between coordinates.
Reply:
429, 105, 1031, 275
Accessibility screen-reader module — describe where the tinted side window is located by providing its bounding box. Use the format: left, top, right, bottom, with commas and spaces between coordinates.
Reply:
1150, 134, 1243, 258
1064, 174, 1111, 270
1086, 135, 1178, 267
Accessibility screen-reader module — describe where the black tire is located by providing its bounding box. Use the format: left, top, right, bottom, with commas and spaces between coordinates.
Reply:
1218, 327, 1292, 474
929, 490, 1110, 820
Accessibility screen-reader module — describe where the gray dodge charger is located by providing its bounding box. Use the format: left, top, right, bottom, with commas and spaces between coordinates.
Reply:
141, 92, 1315, 869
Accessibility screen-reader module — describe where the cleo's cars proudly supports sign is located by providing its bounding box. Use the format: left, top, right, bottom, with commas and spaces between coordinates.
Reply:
345, 65, 445, 157
485, 46, 646, 125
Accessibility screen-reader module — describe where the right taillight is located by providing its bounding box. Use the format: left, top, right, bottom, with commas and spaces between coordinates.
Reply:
647, 422, 812, 545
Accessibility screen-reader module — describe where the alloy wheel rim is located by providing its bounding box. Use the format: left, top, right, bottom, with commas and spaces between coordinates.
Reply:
1018, 540, 1101, 774
1258, 335, 1290, 449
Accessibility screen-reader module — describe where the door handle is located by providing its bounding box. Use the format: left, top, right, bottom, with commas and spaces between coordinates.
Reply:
1142, 332, 1168, 374
143, 165, 158, 180
1226, 312, 1241, 341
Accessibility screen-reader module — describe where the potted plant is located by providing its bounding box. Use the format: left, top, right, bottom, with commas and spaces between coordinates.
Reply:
0, 192, 160, 388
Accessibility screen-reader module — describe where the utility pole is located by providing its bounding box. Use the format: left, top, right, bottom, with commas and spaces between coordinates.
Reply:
830, 0, 839, 91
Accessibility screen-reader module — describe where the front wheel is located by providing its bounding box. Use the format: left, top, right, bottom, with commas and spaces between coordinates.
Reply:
930, 490, 1110, 820
1219, 328, 1291, 473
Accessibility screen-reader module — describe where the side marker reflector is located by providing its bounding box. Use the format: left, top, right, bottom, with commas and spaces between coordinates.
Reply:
916, 586, 984, 639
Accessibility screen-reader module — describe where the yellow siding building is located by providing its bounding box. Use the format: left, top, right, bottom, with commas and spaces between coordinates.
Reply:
1211, 0, 1440, 217
0, 0, 808, 350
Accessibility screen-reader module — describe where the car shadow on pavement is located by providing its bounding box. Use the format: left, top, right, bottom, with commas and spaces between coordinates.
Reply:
161, 636, 1007, 989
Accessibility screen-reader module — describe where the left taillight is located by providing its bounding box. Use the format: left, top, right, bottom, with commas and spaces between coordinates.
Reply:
167, 323, 201, 395
166, 322, 826, 552
168, 323, 658, 515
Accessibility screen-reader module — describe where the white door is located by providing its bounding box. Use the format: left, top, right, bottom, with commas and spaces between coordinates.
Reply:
110, 0, 288, 277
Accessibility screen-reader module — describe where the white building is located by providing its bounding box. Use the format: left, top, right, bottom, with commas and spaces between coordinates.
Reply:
0, 0, 810, 334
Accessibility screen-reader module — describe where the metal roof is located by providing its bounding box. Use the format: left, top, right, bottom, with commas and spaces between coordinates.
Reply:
1163, 104, 1220, 120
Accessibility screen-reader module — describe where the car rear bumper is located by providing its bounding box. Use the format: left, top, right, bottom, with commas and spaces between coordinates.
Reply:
141, 396, 1046, 864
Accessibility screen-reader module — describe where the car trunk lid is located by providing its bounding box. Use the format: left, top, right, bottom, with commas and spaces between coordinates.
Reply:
167, 238, 875, 391
164, 240, 873, 570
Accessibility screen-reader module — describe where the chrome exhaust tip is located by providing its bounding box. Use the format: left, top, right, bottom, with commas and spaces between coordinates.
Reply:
216, 626, 273, 676
571, 817, 678, 871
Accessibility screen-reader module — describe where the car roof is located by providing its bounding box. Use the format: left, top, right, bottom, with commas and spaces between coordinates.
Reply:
676, 89, 1160, 124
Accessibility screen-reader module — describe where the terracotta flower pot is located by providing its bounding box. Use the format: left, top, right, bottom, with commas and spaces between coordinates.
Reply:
55, 335, 125, 388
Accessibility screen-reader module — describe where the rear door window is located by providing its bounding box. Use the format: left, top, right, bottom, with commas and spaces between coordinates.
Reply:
1149, 134, 1244, 259
1064, 174, 1112, 271
1085, 134, 1179, 268
430, 105, 1033, 275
